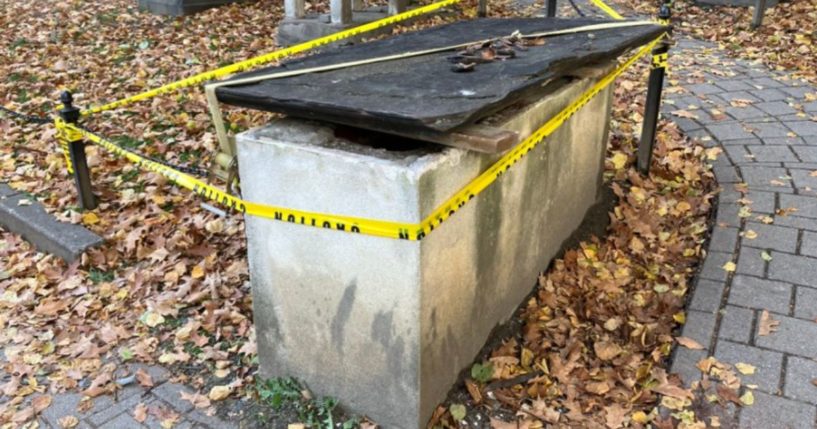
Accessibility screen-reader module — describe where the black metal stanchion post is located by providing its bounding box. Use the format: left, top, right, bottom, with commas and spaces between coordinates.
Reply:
752, 0, 768, 29
59, 91, 97, 210
637, 3, 671, 175
546, 0, 558, 17
478, 0, 488, 17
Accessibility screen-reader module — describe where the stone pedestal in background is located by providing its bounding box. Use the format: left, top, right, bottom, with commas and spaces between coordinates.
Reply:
137, 0, 243, 16
235, 65, 615, 428
694, 0, 777, 7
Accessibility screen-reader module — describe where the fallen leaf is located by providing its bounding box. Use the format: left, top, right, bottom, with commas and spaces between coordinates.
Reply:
722, 261, 736, 272
82, 212, 100, 225
135, 369, 154, 387
594, 341, 623, 360
207, 385, 231, 401
611, 152, 628, 170
740, 390, 754, 406
735, 363, 756, 375
32, 395, 52, 414
758, 310, 780, 336
450, 403, 467, 421
58, 415, 79, 428
134, 403, 148, 423
676, 337, 705, 350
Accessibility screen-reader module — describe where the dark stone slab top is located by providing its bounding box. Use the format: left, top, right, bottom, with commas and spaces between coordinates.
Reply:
217, 18, 666, 135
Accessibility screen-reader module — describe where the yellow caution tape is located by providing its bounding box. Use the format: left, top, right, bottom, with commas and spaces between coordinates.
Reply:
588, 0, 624, 20
652, 52, 668, 69
59, 33, 664, 241
54, 117, 78, 174
82, 0, 462, 116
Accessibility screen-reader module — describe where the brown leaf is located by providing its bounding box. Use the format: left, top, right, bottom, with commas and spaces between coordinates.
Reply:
676, 336, 705, 350
717, 385, 742, 405
181, 390, 211, 409
465, 379, 482, 404
604, 404, 627, 429
758, 310, 780, 336
585, 380, 611, 395
11, 406, 34, 423
58, 415, 79, 428
652, 383, 694, 400
135, 369, 154, 388
594, 341, 623, 361
133, 403, 148, 423
32, 395, 52, 414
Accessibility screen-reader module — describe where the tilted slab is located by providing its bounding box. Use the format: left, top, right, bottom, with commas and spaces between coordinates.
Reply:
0, 184, 103, 262
217, 17, 665, 136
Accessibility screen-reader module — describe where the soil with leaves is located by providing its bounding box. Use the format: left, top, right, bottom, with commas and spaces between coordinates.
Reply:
623, 0, 817, 85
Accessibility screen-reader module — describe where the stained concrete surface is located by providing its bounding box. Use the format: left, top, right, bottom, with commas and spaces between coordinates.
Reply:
237, 62, 614, 428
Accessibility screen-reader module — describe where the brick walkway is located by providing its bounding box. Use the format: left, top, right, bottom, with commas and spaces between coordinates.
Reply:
666, 36, 817, 428
34, 364, 239, 428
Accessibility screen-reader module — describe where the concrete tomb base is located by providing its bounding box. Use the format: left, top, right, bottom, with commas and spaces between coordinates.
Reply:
236, 65, 614, 428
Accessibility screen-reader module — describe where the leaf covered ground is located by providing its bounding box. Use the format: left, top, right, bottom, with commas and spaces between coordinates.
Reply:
0, 0, 726, 427
623, 0, 817, 85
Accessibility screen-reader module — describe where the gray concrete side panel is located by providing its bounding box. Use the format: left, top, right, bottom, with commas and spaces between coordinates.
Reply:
417, 77, 611, 421
238, 129, 426, 427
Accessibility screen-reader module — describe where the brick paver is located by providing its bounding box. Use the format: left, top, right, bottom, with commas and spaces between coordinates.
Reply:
667, 36, 817, 428
31, 367, 239, 428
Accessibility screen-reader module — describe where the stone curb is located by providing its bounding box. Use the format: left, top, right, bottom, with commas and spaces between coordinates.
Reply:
0, 184, 103, 262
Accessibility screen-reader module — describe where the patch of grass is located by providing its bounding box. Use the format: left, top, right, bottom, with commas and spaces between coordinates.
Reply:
120, 169, 140, 183
256, 377, 360, 428
88, 269, 115, 284
15, 88, 29, 103
179, 149, 202, 163
112, 135, 143, 150
10, 38, 28, 50
183, 342, 203, 358
96, 12, 118, 25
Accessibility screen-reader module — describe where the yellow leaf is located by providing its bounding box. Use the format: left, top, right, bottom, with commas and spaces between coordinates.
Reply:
191, 265, 205, 279
673, 312, 686, 324
705, 147, 723, 160
81, 212, 100, 225
740, 390, 754, 406
735, 363, 756, 375
631, 411, 649, 424
611, 152, 628, 170
208, 385, 232, 401
743, 230, 758, 239
722, 262, 736, 272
